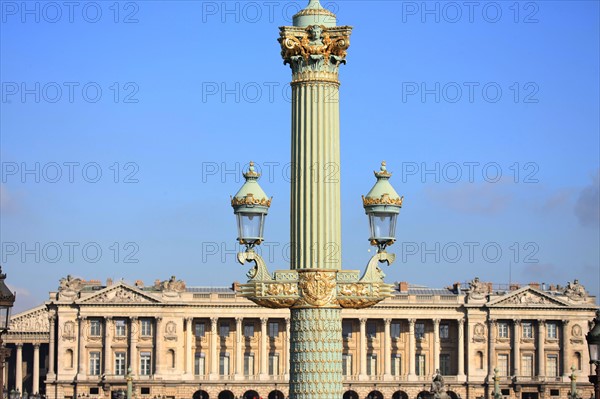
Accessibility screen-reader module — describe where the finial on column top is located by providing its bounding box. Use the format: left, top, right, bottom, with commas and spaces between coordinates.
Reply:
293, 0, 337, 27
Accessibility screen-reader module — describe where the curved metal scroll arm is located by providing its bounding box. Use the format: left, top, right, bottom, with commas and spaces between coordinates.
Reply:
237, 250, 274, 282
359, 251, 396, 283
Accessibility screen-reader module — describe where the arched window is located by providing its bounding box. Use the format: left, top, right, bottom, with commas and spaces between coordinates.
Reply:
243, 390, 259, 399
476, 351, 484, 369
167, 349, 176, 368
218, 391, 234, 399
343, 391, 358, 399
268, 390, 284, 399
193, 390, 209, 399
392, 391, 408, 399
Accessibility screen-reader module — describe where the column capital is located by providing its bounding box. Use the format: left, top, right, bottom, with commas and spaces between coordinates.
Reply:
77, 315, 87, 321
284, 317, 290, 325
33, 343, 41, 349
130, 316, 138, 322
105, 316, 113, 321
488, 318, 497, 325
15, 342, 23, 348
514, 319, 521, 325
562, 319, 570, 326
235, 317, 243, 324
260, 317, 268, 327
408, 319, 416, 325
458, 318, 465, 325
538, 319, 546, 326
433, 318, 441, 325
384, 318, 392, 326
359, 318, 367, 325
155, 316, 163, 323
185, 317, 194, 323
210, 316, 218, 324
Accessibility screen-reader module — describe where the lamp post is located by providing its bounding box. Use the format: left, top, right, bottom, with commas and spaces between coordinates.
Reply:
586, 310, 600, 399
230, 2, 403, 398
0, 267, 16, 399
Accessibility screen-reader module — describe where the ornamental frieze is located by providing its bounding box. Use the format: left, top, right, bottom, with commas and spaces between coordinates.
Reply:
9, 307, 50, 332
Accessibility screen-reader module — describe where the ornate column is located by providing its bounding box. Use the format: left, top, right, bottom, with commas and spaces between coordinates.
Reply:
78, 315, 87, 378
210, 317, 218, 376
48, 312, 56, 377
408, 319, 416, 378
184, 317, 193, 375
458, 319, 465, 377
33, 343, 40, 393
235, 317, 243, 377
130, 317, 138, 375
384, 318, 391, 377
155, 317, 163, 374
562, 320, 570, 376
433, 319, 441, 372
537, 320, 545, 378
488, 319, 496, 380
359, 318, 367, 378
513, 320, 521, 377
15, 343, 22, 392
104, 317, 112, 375
260, 317, 268, 378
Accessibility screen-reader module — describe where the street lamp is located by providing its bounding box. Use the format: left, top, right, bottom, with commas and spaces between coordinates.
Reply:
362, 161, 403, 252
586, 310, 600, 399
0, 267, 16, 399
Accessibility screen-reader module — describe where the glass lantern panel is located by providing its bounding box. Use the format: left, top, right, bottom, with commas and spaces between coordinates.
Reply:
589, 342, 600, 362
370, 212, 397, 241
238, 213, 264, 242
0, 306, 9, 330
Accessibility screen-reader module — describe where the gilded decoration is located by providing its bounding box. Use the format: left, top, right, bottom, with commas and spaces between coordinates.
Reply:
361, 194, 404, 207
296, 270, 338, 308
230, 193, 272, 207
279, 25, 351, 76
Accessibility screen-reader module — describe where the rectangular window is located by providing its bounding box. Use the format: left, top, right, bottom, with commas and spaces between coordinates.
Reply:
440, 354, 451, 375
244, 353, 254, 376
244, 323, 254, 338
195, 322, 205, 338
140, 352, 152, 376
194, 353, 205, 375
268, 322, 279, 338
522, 354, 534, 377
269, 354, 279, 375
367, 353, 377, 375
547, 323, 558, 339
219, 323, 230, 337
115, 352, 127, 376
342, 321, 352, 339
367, 321, 377, 338
141, 319, 152, 337
219, 353, 230, 375
89, 352, 101, 376
115, 320, 127, 337
546, 355, 558, 377
498, 323, 509, 338
439, 324, 449, 339
90, 320, 102, 337
391, 354, 401, 376
522, 322, 533, 339
415, 323, 425, 339
416, 354, 426, 376
342, 354, 352, 376
498, 354, 509, 377
391, 322, 401, 339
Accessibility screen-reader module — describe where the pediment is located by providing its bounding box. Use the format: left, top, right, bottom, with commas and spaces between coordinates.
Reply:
9, 305, 50, 332
488, 287, 569, 307
77, 283, 161, 305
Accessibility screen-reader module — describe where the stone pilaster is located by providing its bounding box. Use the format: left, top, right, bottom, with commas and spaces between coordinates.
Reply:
513, 319, 521, 377
155, 317, 162, 374
562, 320, 570, 376
77, 316, 86, 379
210, 317, 218, 377
130, 317, 138, 375
359, 318, 367, 379
48, 312, 56, 378
104, 317, 112, 375
235, 317, 243, 379
488, 319, 496, 380
185, 317, 193, 376
433, 319, 441, 372
537, 320, 545, 377
458, 318, 465, 378
408, 319, 416, 379
384, 318, 391, 378
260, 317, 268, 378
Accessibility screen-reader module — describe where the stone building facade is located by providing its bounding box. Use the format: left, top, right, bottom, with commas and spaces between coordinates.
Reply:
3, 276, 598, 399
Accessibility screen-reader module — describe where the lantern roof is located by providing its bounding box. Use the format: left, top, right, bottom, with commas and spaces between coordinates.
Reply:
231, 162, 272, 209
362, 161, 403, 210
293, 0, 337, 28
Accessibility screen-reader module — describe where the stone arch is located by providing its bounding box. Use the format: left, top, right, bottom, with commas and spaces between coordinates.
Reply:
268, 390, 284, 399
193, 390, 209, 399
366, 390, 383, 399
392, 391, 409, 399
417, 390, 430, 399
243, 390, 260, 399
218, 391, 234, 399
343, 391, 359, 399
447, 391, 459, 399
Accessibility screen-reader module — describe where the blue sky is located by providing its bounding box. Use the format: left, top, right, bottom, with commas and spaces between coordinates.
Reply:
1, 0, 599, 313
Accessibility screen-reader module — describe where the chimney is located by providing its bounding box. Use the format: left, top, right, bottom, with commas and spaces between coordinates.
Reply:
510, 283, 520, 291
398, 281, 409, 292
529, 282, 540, 290
135, 280, 144, 288
106, 278, 113, 287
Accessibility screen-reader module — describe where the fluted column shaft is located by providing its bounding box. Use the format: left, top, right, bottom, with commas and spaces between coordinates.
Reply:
104, 317, 112, 375
48, 313, 56, 376
15, 343, 23, 393
260, 318, 268, 377
384, 319, 391, 377
433, 319, 440, 372
33, 344, 40, 393
210, 318, 218, 376
562, 320, 570, 376
359, 318, 367, 377
537, 320, 545, 377
408, 319, 416, 377
513, 320, 521, 376
235, 318, 243, 376
458, 319, 465, 377
290, 81, 341, 271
